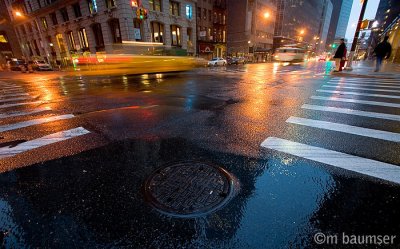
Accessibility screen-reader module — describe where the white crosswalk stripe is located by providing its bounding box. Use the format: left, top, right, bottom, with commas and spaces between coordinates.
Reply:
0, 82, 91, 160
310, 96, 400, 108
0, 127, 90, 159
302, 104, 400, 121
316, 89, 400, 99
322, 85, 400, 93
325, 82, 400, 89
0, 114, 75, 132
261, 77, 400, 185
0, 107, 52, 119
286, 116, 400, 142
261, 137, 400, 185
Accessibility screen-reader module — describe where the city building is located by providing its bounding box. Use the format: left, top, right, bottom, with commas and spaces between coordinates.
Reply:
372, 0, 400, 63
196, 0, 226, 60
315, 0, 332, 52
0, 0, 22, 64
5, 0, 197, 65
273, 0, 326, 45
326, 0, 352, 49
227, 0, 276, 62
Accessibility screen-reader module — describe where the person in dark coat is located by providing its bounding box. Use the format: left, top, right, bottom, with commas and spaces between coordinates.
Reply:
374, 36, 392, 72
333, 38, 346, 72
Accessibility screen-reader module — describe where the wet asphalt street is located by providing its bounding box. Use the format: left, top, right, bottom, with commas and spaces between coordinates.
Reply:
0, 61, 399, 248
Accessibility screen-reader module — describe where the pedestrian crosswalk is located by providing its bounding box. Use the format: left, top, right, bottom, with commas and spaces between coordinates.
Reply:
261, 77, 400, 185
0, 81, 90, 160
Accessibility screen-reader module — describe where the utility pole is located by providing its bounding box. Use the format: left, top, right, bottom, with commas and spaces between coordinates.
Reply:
345, 0, 368, 70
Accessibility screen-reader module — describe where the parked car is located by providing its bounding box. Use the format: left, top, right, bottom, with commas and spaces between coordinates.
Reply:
31, 60, 53, 71
207, 57, 227, 66
7, 59, 26, 71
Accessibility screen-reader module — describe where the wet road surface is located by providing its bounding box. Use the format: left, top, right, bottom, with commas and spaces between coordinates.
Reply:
0, 62, 399, 248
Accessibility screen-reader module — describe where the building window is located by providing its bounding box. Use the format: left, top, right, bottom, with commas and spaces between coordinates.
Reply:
170, 25, 181, 46
91, 23, 104, 51
151, 21, 164, 43
203, 9, 206, 20
187, 27, 192, 47
27, 23, 33, 33
50, 12, 58, 25
108, 18, 122, 43
47, 35, 55, 54
105, 0, 116, 8
197, 7, 201, 19
149, 0, 161, 12
60, 7, 69, 22
72, 3, 82, 18
87, 0, 98, 14
66, 31, 76, 50
208, 10, 211, 21
41, 17, 48, 30
56, 33, 66, 53
185, 4, 192, 19
27, 41, 33, 56
169, 1, 179, 16
33, 39, 40, 55
37, 0, 41, 8
133, 19, 142, 41
78, 28, 89, 50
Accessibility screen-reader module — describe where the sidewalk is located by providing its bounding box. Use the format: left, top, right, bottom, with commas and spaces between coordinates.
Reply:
334, 60, 400, 79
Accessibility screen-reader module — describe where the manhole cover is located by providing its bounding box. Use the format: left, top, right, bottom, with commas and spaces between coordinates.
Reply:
143, 161, 237, 218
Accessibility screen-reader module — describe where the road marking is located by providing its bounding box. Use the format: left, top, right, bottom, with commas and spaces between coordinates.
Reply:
0, 93, 30, 98
316, 89, 400, 99
261, 137, 400, 185
0, 127, 90, 159
328, 80, 400, 86
330, 79, 399, 83
286, 116, 400, 142
0, 107, 52, 119
311, 96, 400, 108
302, 104, 400, 122
326, 82, 400, 89
1, 86, 22, 90
322, 85, 400, 93
0, 101, 43, 109
0, 97, 32, 104
0, 114, 74, 132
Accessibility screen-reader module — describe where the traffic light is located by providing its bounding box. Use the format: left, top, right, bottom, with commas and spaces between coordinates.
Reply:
332, 44, 336, 49
136, 8, 148, 20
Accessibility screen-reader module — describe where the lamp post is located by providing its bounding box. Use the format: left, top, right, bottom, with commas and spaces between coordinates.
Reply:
345, 0, 368, 70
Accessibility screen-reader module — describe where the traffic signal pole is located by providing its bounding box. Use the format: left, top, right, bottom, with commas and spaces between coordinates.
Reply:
345, 0, 368, 70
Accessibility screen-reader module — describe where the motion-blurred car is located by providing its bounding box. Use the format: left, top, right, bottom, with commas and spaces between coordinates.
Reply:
207, 57, 227, 66
7, 59, 26, 71
31, 60, 53, 71
227, 57, 245, 65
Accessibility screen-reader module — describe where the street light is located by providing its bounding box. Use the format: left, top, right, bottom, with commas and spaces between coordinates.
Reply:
15, 11, 23, 17
300, 29, 305, 35
264, 12, 270, 19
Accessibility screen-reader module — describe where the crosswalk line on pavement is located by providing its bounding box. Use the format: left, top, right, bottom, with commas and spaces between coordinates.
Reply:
0, 97, 32, 104
0, 93, 30, 99
326, 82, 400, 89
0, 101, 43, 109
1, 86, 22, 90
330, 79, 399, 83
310, 96, 400, 108
286, 116, 400, 142
322, 85, 400, 93
0, 114, 75, 132
316, 89, 400, 99
302, 104, 400, 122
0, 107, 52, 120
328, 80, 400, 86
0, 127, 90, 159
261, 137, 400, 185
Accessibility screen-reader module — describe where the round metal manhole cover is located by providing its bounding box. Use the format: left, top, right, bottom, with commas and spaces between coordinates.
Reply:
143, 162, 237, 218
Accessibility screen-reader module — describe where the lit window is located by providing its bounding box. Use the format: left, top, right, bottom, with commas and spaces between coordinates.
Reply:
78, 28, 89, 49
170, 25, 181, 46
41, 17, 48, 30
151, 21, 164, 43
149, 0, 161, 12
87, 0, 98, 14
169, 1, 179, 16
105, 0, 116, 8
185, 4, 192, 19
66, 31, 76, 50
0, 35, 8, 43
56, 33, 66, 53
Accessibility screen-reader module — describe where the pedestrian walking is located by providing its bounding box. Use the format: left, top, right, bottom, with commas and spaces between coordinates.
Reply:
333, 38, 346, 72
373, 36, 392, 72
